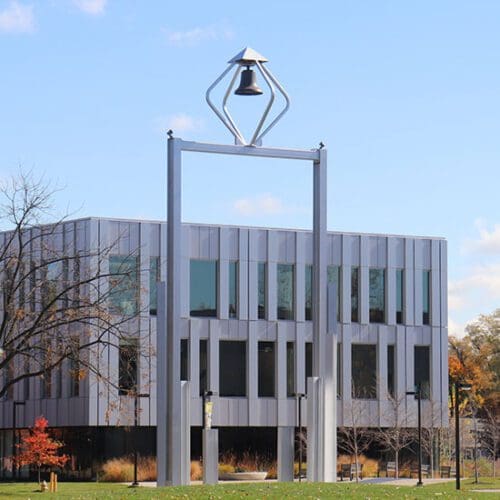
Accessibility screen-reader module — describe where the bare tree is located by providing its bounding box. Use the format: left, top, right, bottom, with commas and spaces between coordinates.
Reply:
479, 406, 500, 477
338, 386, 374, 482
0, 172, 148, 400
376, 393, 414, 478
421, 399, 444, 478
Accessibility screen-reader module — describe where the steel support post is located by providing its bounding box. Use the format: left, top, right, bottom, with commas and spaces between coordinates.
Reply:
202, 429, 219, 484
181, 381, 191, 485
277, 427, 294, 482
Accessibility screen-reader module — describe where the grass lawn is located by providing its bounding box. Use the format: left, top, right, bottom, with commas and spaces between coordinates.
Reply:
0, 477, 499, 499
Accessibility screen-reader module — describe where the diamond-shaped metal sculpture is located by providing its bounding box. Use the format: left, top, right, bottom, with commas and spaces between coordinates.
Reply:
206, 47, 290, 146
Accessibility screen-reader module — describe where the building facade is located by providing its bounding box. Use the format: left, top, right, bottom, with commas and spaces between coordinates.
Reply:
0, 217, 448, 476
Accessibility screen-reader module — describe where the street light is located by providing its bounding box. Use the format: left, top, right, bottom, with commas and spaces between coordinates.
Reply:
406, 384, 423, 487
295, 393, 306, 482
131, 392, 150, 487
12, 401, 26, 479
454, 382, 471, 491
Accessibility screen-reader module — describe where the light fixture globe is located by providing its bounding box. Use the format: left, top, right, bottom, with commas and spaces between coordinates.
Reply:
206, 47, 290, 146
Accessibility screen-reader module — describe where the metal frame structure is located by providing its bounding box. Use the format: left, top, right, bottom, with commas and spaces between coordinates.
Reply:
156, 136, 336, 485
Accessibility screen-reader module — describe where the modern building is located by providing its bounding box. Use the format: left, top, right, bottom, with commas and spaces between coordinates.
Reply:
0, 217, 448, 477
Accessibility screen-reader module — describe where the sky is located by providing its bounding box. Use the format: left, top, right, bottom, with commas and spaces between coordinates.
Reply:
0, 0, 499, 337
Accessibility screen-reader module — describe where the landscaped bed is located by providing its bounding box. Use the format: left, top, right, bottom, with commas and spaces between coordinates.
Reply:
0, 477, 499, 499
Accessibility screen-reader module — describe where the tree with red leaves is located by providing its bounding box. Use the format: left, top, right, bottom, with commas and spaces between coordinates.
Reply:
15, 416, 68, 484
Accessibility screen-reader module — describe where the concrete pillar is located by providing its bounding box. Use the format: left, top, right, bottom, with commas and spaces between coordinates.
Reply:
277, 427, 294, 482
202, 429, 219, 485
181, 381, 191, 485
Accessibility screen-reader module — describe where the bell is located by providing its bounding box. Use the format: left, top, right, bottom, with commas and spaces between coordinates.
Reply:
234, 66, 263, 96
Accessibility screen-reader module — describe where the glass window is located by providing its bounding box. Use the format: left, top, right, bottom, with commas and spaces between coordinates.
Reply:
72, 255, 81, 308
41, 344, 52, 399
305, 265, 312, 321
258, 263, 266, 319
258, 342, 275, 398
219, 341, 246, 397
190, 260, 217, 317
149, 256, 160, 315
387, 345, 395, 398
181, 339, 189, 381
351, 267, 359, 322
199, 339, 208, 396
119, 339, 138, 395
69, 339, 80, 398
277, 264, 294, 320
305, 342, 312, 389
229, 262, 238, 318
328, 265, 340, 321
351, 344, 377, 399
23, 358, 30, 400
286, 342, 295, 398
369, 268, 385, 323
396, 269, 404, 324
422, 270, 431, 325
414, 346, 430, 399
42, 261, 60, 309
109, 255, 139, 316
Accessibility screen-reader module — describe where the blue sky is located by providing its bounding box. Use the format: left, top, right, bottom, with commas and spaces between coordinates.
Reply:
1, 0, 499, 336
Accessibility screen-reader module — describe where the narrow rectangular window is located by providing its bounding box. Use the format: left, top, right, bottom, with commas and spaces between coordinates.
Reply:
414, 346, 430, 399
119, 339, 138, 395
258, 262, 266, 319
190, 260, 217, 317
351, 344, 377, 399
351, 267, 359, 322
199, 339, 208, 396
229, 261, 238, 318
387, 345, 395, 398
23, 358, 30, 400
180, 339, 189, 381
219, 341, 246, 397
109, 255, 139, 316
305, 342, 312, 389
422, 270, 431, 325
328, 265, 340, 321
149, 256, 160, 315
305, 265, 312, 321
396, 269, 404, 324
369, 268, 385, 323
72, 255, 81, 308
69, 339, 80, 398
30, 261, 36, 313
286, 342, 295, 398
258, 342, 275, 398
337, 343, 342, 398
277, 264, 294, 320
41, 344, 52, 399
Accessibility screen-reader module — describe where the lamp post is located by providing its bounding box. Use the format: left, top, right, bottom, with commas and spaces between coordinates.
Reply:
406, 385, 423, 486
12, 401, 26, 479
295, 393, 305, 482
202, 391, 214, 430
131, 393, 150, 487
454, 382, 471, 490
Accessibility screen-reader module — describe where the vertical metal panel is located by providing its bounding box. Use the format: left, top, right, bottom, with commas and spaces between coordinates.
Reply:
238, 229, 248, 320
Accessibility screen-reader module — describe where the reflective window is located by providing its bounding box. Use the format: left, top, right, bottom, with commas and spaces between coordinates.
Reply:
109, 255, 139, 316
69, 339, 80, 398
414, 346, 430, 399
328, 265, 340, 321
369, 268, 385, 323
286, 342, 295, 398
422, 270, 431, 325
258, 342, 275, 397
351, 344, 377, 399
199, 339, 208, 396
277, 264, 294, 320
219, 341, 246, 397
119, 339, 138, 395
258, 262, 266, 319
387, 345, 395, 398
149, 257, 160, 315
181, 339, 189, 381
305, 265, 312, 321
305, 342, 312, 389
190, 260, 217, 317
351, 267, 359, 322
42, 261, 60, 309
396, 269, 404, 324
229, 262, 238, 318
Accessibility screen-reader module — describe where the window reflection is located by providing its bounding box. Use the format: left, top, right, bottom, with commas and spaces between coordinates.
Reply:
396, 269, 403, 324
190, 260, 217, 317
109, 255, 139, 316
328, 265, 340, 321
305, 265, 312, 321
369, 268, 385, 323
229, 262, 238, 318
351, 344, 377, 399
351, 267, 359, 322
414, 346, 430, 399
277, 264, 294, 320
258, 262, 266, 319
422, 270, 430, 325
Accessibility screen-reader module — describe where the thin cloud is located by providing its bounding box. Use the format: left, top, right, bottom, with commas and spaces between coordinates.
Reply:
233, 194, 309, 217
0, 1, 35, 34
73, 0, 107, 15
462, 219, 500, 255
165, 23, 234, 47
155, 113, 204, 134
